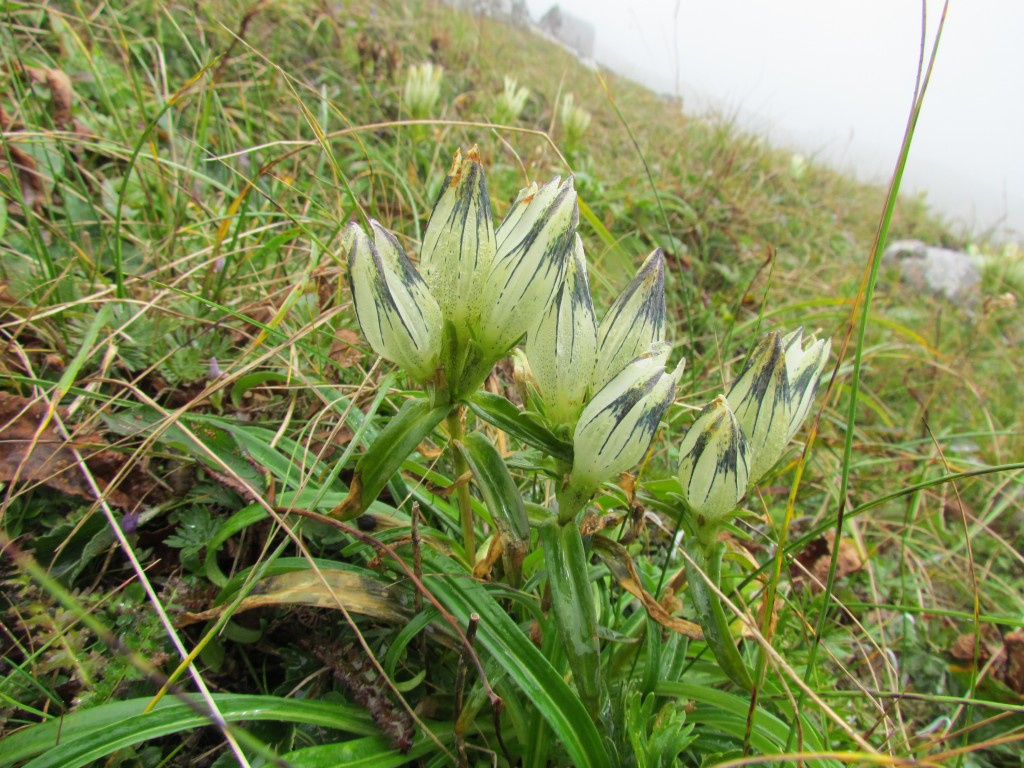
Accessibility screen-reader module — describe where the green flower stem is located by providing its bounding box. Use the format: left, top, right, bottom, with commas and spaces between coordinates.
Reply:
541, 519, 602, 718
556, 483, 590, 525
448, 406, 476, 562
685, 537, 753, 691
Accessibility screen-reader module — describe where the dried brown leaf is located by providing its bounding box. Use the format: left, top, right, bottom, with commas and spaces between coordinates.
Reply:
1002, 629, 1024, 694
45, 68, 74, 130
594, 537, 703, 639
0, 392, 151, 510
177, 568, 411, 626
1, 144, 47, 212
329, 327, 364, 369
792, 530, 863, 591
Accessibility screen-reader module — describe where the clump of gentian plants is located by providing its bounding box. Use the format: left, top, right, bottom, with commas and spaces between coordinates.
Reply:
341, 146, 830, 720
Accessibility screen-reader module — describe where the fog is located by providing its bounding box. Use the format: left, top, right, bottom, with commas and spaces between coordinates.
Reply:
525, 0, 1023, 241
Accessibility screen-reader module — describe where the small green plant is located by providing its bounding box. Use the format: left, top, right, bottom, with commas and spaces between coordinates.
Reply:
558, 92, 592, 153
340, 146, 829, 726
402, 61, 443, 119
493, 76, 530, 124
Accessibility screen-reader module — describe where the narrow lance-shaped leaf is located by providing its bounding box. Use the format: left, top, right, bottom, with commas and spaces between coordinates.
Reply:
345, 221, 443, 382
593, 248, 665, 390
571, 342, 683, 494
541, 520, 602, 717
685, 539, 754, 690
479, 176, 578, 358
422, 549, 612, 768
419, 146, 497, 337
466, 391, 573, 462
333, 399, 449, 519
676, 395, 750, 526
526, 233, 598, 429
726, 331, 790, 483
460, 431, 529, 586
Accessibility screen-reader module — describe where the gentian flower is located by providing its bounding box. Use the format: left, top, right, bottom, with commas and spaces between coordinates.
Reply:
345, 147, 578, 399
782, 328, 832, 442
570, 341, 684, 494
344, 220, 444, 383
524, 234, 598, 429
726, 328, 831, 483
592, 248, 665, 390
676, 395, 750, 525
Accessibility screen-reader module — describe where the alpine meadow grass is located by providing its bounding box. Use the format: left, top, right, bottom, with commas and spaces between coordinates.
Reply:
1, 1, 1021, 767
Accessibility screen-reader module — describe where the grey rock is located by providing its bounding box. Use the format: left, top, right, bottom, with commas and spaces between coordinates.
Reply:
882, 239, 982, 302
537, 5, 596, 58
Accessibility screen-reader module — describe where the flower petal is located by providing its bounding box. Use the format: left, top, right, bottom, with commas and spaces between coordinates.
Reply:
526, 234, 598, 428
677, 395, 750, 524
594, 248, 666, 389
785, 335, 831, 442
419, 147, 496, 337
726, 331, 790, 483
345, 220, 443, 382
478, 176, 578, 357
571, 342, 683, 492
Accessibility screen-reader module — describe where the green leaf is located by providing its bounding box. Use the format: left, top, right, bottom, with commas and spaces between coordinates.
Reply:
467, 391, 572, 462
204, 503, 267, 586
229, 371, 290, 409
684, 540, 753, 690
337, 398, 449, 519
541, 521, 602, 716
422, 549, 610, 768
0, 694, 379, 768
654, 681, 835, 765
460, 431, 529, 585
283, 731, 448, 767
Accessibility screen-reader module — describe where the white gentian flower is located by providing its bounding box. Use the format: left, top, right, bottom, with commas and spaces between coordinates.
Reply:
726, 328, 832, 483
726, 331, 790, 483
570, 342, 684, 493
559, 92, 591, 149
676, 395, 750, 524
344, 220, 444, 383
344, 147, 578, 399
419, 147, 496, 341
495, 76, 530, 124
781, 328, 832, 442
403, 62, 443, 119
478, 175, 578, 358
525, 234, 598, 429
593, 248, 666, 390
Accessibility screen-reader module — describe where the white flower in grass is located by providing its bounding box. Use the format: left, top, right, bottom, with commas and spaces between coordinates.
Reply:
727, 328, 831, 483
479, 174, 578, 359
525, 234, 598, 429
726, 330, 790, 483
571, 342, 684, 493
781, 328, 832, 442
676, 395, 750, 524
495, 76, 530, 124
559, 92, 591, 149
345, 147, 578, 396
403, 62, 443, 119
419, 147, 496, 341
344, 220, 443, 383
593, 248, 666, 390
